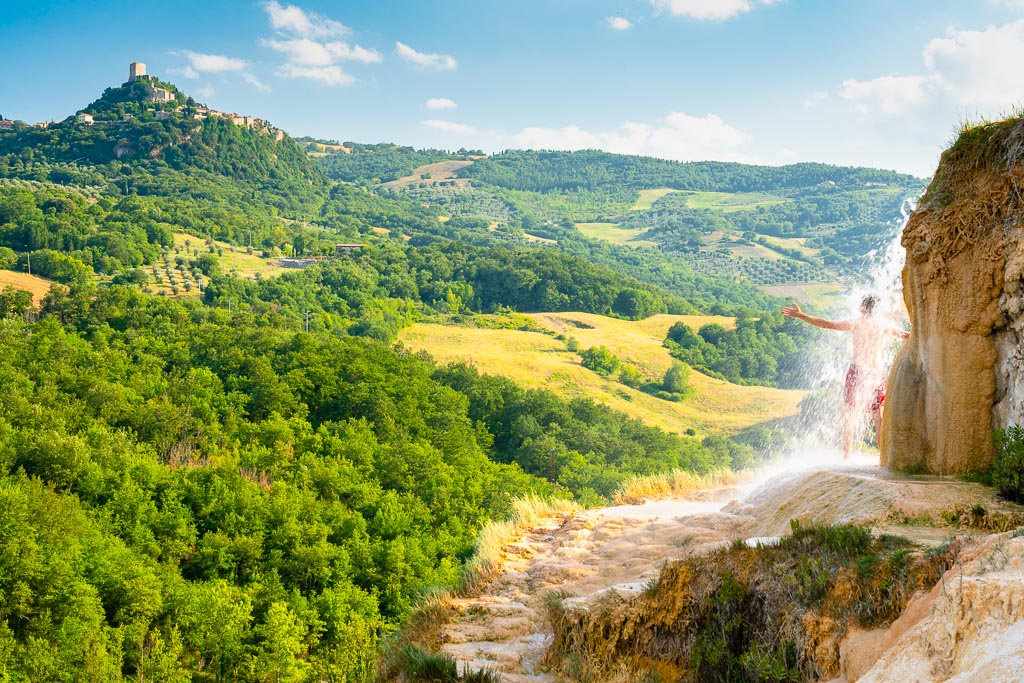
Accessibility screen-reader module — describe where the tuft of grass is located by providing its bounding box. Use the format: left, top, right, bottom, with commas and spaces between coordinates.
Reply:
378, 644, 502, 683
463, 494, 581, 590
613, 468, 747, 505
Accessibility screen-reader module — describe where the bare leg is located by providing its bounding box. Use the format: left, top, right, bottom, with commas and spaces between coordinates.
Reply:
841, 411, 855, 460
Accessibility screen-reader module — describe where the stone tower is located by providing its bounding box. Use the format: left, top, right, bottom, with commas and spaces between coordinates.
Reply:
129, 62, 147, 82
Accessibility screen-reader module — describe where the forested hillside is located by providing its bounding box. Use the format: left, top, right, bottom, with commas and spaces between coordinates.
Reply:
318, 147, 925, 294
0, 74, 821, 681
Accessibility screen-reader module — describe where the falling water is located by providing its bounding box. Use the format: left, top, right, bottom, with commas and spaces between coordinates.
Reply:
764, 197, 919, 473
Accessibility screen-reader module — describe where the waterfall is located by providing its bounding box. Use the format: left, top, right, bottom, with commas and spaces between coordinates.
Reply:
765, 197, 918, 472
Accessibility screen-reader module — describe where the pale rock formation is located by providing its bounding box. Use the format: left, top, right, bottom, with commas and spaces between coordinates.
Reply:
884, 117, 1024, 473
856, 533, 1024, 683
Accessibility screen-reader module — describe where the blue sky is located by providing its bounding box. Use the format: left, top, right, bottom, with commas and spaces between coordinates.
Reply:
3, 0, 1024, 176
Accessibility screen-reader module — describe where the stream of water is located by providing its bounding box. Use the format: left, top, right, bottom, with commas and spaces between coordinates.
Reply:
773, 197, 918, 468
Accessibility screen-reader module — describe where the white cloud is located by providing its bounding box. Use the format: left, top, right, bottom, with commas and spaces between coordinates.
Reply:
262, 0, 348, 38
169, 66, 200, 80
513, 112, 753, 162
840, 74, 936, 115
241, 73, 271, 92
197, 84, 215, 99
263, 38, 381, 66
180, 50, 248, 73
838, 20, 1024, 117
803, 90, 829, 109
923, 21, 1024, 107
426, 98, 457, 110
396, 42, 458, 71
650, 0, 777, 21
422, 120, 480, 135
607, 17, 634, 30
276, 64, 355, 86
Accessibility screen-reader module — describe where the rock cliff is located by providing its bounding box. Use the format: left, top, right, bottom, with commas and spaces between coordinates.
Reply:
884, 116, 1024, 473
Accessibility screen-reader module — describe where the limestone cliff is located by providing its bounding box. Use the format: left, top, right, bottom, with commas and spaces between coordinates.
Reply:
884, 116, 1024, 473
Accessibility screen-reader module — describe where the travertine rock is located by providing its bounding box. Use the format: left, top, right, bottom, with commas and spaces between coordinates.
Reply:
883, 118, 1024, 473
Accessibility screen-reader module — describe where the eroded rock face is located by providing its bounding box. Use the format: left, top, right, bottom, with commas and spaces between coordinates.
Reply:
883, 118, 1024, 474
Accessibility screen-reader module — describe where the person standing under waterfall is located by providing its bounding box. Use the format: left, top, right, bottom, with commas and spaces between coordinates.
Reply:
781, 295, 910, 460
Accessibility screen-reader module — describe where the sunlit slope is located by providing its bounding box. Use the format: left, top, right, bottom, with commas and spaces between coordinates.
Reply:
398, 312, 803, 436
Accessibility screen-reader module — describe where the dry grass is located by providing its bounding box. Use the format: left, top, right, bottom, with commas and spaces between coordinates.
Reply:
630, 188, 680, 211
613, 468, 749, 505
464, 494, 582, 589
0, 270, 63, 305
684, 190, 790, 213
171, 233, 289, 281
379, 160, 474, 190
575, 222, 656, 247
397, 313, 801, 437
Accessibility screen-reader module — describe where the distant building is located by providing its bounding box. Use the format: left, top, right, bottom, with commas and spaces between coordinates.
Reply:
0, 120, 15, 130
77, 113, 95, 124
155, 110, 171, 120
150, 87, 175, 103
335, 243, 366, 255
122, 113, 134, 121
129, 62, 147, 82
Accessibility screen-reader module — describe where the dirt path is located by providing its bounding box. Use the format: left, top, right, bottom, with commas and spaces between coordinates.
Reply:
440, 456, 1020, 680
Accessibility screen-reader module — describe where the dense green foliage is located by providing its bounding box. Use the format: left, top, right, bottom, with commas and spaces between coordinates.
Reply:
312, 142, 456, 184
433, 364, 749, 506
0, 282, 756, 679
992, 425, 1024, 503
458, 150, 918, 194
665, 312, 813, 387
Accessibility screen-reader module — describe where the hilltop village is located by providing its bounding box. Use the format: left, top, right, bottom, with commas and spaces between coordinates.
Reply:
1, 63, 283, 140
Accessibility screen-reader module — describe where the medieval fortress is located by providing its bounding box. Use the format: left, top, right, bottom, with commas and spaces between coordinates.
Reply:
73, 62, 283, 141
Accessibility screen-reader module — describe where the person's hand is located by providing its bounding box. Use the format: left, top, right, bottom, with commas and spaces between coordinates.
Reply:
781, 302, 803, 318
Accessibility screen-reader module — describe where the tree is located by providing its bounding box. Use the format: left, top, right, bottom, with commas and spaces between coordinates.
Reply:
618, 364, 644, 388
663, 361, 694, 398
580, 345, 620, 377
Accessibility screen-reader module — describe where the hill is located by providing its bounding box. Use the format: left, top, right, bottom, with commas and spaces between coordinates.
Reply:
398, 312, 803, 436
317, 148, 926, 298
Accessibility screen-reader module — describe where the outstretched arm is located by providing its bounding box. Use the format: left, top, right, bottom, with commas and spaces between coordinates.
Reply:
781, 302, 852, 331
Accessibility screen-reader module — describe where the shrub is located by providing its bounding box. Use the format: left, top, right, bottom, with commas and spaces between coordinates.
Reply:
580, 345, 620, 376
992, 425, 1024, 503
619, 364, 644, 388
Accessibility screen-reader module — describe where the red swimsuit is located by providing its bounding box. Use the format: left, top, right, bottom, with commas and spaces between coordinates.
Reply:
844, 365, 885, 412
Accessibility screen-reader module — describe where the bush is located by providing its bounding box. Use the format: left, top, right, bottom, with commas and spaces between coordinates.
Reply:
993, 425, 1024, 503
580, 345, 620, 376
0, 246, 16, 269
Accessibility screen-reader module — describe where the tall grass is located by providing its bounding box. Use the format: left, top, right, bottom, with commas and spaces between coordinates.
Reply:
613, 468, 748, 505
463, 493, 581, 590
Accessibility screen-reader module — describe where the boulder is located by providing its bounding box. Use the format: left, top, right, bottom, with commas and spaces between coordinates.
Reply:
883, 117, 1024, 473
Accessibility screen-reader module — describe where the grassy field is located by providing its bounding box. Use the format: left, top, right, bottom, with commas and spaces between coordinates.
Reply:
398, 312, 802, 437
575, 222, 656, 247
172, 233, 290, 280
630, 188, 679, 211
764, 282, 846, 309
684, 191, 791, 213
379, 160, 474, 190
758, 235, 821, 259
0, 270, 62, 305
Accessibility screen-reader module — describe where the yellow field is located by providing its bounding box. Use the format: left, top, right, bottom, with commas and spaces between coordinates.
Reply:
398, 312, 802, 437
575, 222, 656, 247
684, 191, 790, 213
0, 270, 63, 305
379, 160, 474, 190
630, 188, 679, 211
521, 232, 557, 244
